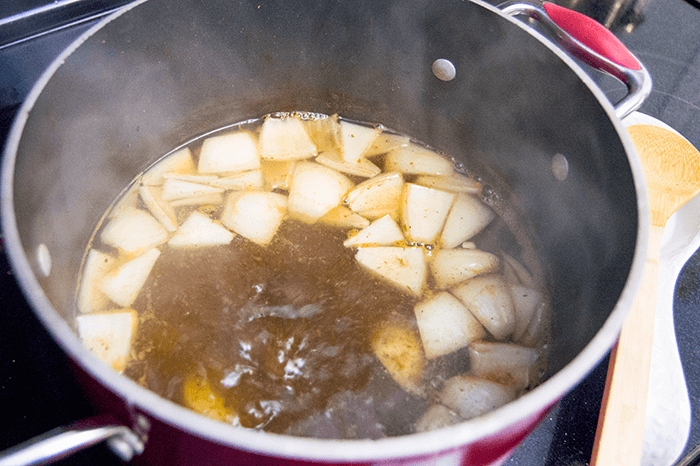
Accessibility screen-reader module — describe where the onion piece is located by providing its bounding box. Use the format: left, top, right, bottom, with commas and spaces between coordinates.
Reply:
440, 193, 496, 249
343, 214, 404, 248
340, 120, 380, 163
355, 246, 426, 296
429, 249, 499, 289
220, 191, 287, 246
169, 192, 224, 207
139, 185, 178, 232
468, 341, 539, 390
100, 248, 161, 307
346, 171, 404, 220
511, 285, 546, 343
259, 115, 317, 161
77, 309, 138, 373
414, 291, 485, 359
439, 375, 516, 420
384, 144, 454, 176
287, 161, 353, 223
414, 405, 464, 433
401, 183, 455, 244
303, 113, 341, 153
364, 132, 410, 158
451, 274, 515, 341
316, 150, 381, 178
198, 131, 260, 174
413, 174, 481, 194
371, 319, 426, 396
100, 207, 169, 255
209, 169, 264, 191
161, 178, 224, 201
78, 249, 116, 314
141, 147, 195, 186
318, 206, 370, 229
168, 211, 234, 247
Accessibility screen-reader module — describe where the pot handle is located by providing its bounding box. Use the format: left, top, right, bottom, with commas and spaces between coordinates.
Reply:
499, 1, 652, 120
0, 415, 147, 465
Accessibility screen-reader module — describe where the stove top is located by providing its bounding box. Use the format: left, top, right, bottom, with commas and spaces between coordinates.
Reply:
1, 1, 699, 465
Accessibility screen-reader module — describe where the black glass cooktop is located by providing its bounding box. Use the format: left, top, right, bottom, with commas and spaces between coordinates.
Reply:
1, 0, 699, 464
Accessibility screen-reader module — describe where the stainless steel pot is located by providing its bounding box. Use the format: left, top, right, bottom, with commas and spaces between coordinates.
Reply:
0, 0, 650, 464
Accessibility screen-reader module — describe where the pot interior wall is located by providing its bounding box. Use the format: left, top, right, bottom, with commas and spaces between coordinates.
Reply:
10, 0, 637, 382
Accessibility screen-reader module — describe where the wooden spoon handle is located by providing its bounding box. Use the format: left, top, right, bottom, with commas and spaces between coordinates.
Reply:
590, 224, 664, 465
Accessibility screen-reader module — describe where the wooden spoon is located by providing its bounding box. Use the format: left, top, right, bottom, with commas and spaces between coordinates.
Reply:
591, 125, 700, 466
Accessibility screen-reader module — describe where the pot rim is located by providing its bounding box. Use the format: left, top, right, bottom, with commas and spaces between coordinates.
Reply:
0, 0, 649, 461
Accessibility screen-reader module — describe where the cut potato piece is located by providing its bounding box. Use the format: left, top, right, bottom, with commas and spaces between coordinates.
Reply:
364, 132, 410, 158
371, 320, 426, 396
220, 191, 287, 246
343, 215, 404, 248
468, 341, 539, 390
451, 274, 515, 341
401, 183, 455, 244
384, 144, 454, 176
340, 120, 380, 163
511, 285, 545, 343
415, 405, 464, 433
259, 115, 317, 161
318, 205, 370, 229
169, 192, 224, 207
139, 185, 178, 232
183, 370, 234, 422
414, 291, 485, 359
287, 161, 353, 223
439, 375, 516, 420
78, 249, 116, 314
198, 131, 260, 174
261, 160, 296, 191
355, 247, 426, 296
141, 147, 195, 186
316, 150, 381, 178
303, 113, 341, 153
430, 249, 499, 289
346, 172, 404, 220
77, 309, 137, 373
440, 194, 496, 249
161, 179, 224, 201
100, 248, 161, 307
414, 174, 481, 194
101, 207, 169, 254
169, 211, 234, 247
209, 169, 264, 191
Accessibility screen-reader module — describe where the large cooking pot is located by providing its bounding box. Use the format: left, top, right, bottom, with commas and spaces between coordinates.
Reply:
0, 0, 650, 464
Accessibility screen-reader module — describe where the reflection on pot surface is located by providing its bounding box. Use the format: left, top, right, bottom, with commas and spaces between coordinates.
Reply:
76, 112, 550, 439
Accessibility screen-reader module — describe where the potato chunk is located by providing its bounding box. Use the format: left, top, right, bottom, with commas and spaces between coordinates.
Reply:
440, 194, 496, 249
77, 309, 137, 373
429, 249, 499, 289
439, 375, 516, 420
414, 291, 485, 359
384, 144, 454, 176
220, 191, 287, 246
259, 115, 317, 161
371, 320, 426, 396
355, 246, 426, 296
168, 211, 234, 247
346, 171, 404, 220
343, 214, 404, 248
100, 207, 169, 255
198, 131, 260, 174
401, 184, 455, 244
451, 274, 515, 341
287, 161, 353, 223
100, 248, 161, 307
468, 341, 539, 390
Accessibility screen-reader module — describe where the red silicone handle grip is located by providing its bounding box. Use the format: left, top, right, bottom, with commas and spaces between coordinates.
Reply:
543, 2, 641, 70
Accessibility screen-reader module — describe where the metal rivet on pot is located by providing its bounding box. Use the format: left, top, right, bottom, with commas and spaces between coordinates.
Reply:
552, 153, 569, 181
432, 58, 456, 81
36, 244, 51, 277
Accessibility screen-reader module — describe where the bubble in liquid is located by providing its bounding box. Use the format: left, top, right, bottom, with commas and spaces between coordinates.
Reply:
432, 59, 456, 82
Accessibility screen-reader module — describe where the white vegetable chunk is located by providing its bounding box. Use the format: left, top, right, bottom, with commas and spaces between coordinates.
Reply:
401, 183, 455, 244
439, 375, 516, 420
100, 248, 161, 307
100, 207, 169, 254
261, 160, 296, 191
198, 131, 260, 174
440, 194, 496, 249
161, 173, 218, 183
77, 309, 137, 373
78, 249, 116, 314
502, 253, 535, 288
220, 191, 288, 246
141, 148, 195, 186
303, 113, 341, 153
318, 206, 370, 229
139, 185, 178, 232
414, 174, 481, 194
415, 405, 464, 433
259, 115, 317, 161
340, 120, 380, 163
315, 150, 381, 178
345, 171, 404, 220
384, 144, 454, 176
518, 298, 548, 348
371, 320, 426, 396
429, 249, 499, 289
168, 211, 234, 247
169, 192, 224, 207
468, 341, 539, 391
343, 214, 404, 248
161, 179, 224, 201
414, 291, 485, 359
451, 274, 515, 341
287, 161, 353, 223
355, 247, 426, 296
364, 132, 410, 158
209, 169, 264, 191
511, 285, 546, 343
